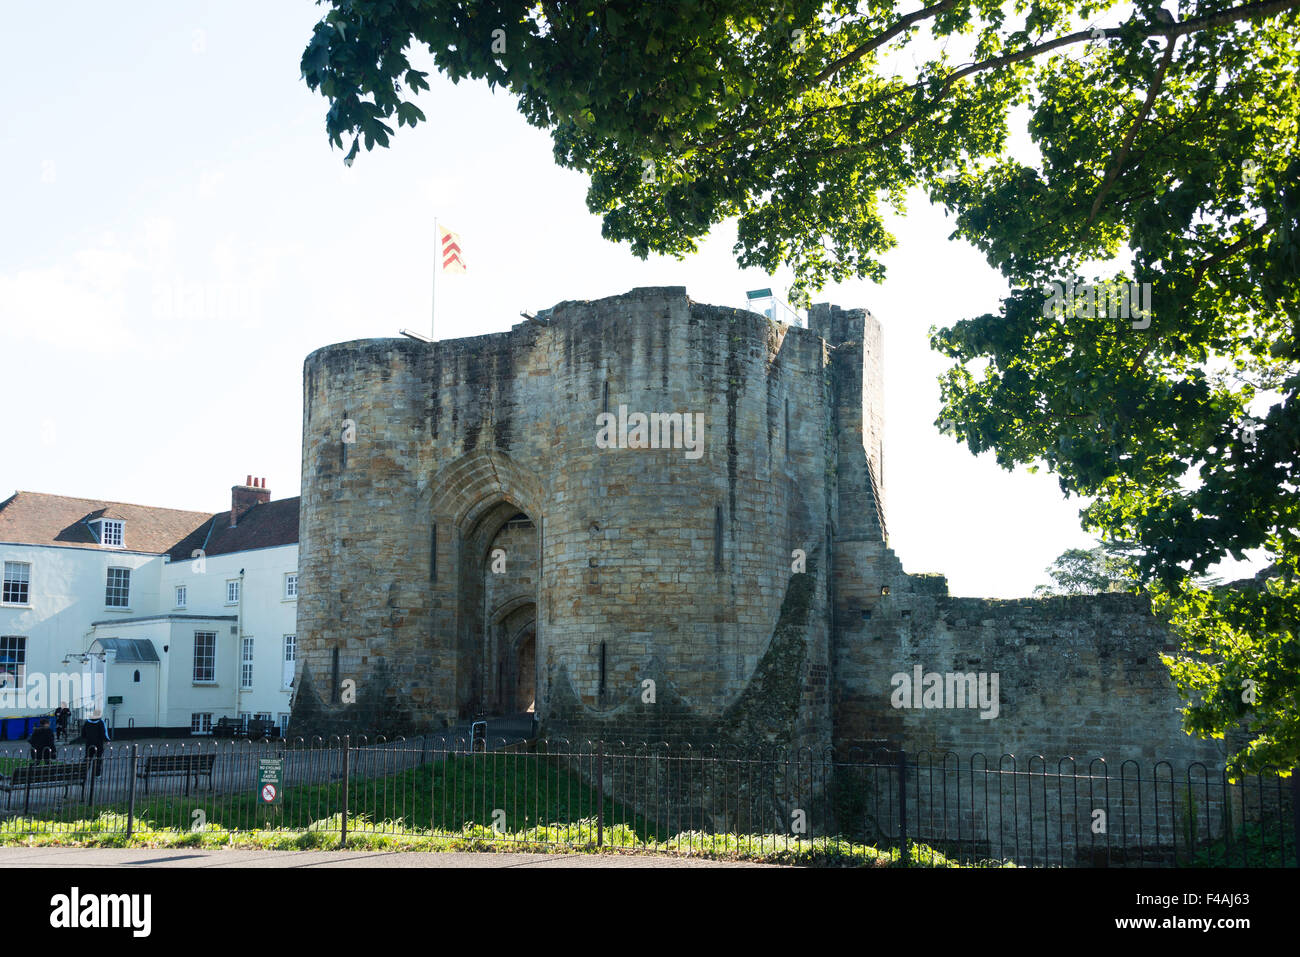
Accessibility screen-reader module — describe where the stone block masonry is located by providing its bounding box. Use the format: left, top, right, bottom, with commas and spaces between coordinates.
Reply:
833, 550, 1227, 772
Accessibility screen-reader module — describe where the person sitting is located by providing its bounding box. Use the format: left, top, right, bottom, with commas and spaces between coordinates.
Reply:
29, 718, 57, 763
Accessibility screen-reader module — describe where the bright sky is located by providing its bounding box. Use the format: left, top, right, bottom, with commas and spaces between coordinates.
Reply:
3, 1, 1237, 598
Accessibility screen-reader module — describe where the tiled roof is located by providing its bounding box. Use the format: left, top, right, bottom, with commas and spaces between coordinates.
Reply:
0, 492, 213, 553
0, 491, 300, 557
167, 497, 300, 560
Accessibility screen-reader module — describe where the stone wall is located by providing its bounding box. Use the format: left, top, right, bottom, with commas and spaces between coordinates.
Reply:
833, 556, 1226, 771
827, 554, 1242, 862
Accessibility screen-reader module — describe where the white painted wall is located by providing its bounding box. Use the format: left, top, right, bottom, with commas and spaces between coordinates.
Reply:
160, 544, 297, 731
0, 542, 161, 714
1, 538, 298, 733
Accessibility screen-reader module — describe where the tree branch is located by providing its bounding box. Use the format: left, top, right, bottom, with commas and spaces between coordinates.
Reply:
1191, 222, 1272, 289
702, 0, 1300, 161
698, 0, 960, 154
1125, 222, 1274, 376
925, 0, 1299, 90
1087, 37, 1179, 226
816, 75, 956, 157
806, 0, 960, 88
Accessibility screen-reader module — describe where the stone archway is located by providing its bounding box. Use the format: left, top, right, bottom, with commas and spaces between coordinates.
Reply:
490, 609, 536, 714
420, 449, 545, 722
457, 505, 539, 717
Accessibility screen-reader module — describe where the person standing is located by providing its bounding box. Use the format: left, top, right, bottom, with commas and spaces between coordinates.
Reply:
29, 718, 57, 763
80, 712, 111, 777
54, 702, 71, 742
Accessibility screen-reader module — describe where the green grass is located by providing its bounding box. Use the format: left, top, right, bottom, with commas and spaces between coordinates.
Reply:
0, 757, 26, 775
121, 751, 652, 839
0, 753, 75, 774
1187, 822, 1296, 868
0, 752, 992, 866
0, 813, 983, 866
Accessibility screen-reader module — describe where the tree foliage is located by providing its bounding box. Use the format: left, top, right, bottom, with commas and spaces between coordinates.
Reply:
300, 0, 1300, 771
1033, 544, 1139, 595
1156, 563, 1299, 773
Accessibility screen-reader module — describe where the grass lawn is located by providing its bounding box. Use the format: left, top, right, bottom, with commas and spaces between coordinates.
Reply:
0, 752, 985, 867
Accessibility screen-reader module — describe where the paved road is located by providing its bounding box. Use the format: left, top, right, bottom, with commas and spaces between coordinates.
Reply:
0, 846, 773, 867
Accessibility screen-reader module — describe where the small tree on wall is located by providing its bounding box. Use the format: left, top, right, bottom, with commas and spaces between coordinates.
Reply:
1033, 544, 1141, 596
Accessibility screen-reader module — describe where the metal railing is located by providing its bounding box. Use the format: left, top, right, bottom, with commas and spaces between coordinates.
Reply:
0, 738, 1294, 867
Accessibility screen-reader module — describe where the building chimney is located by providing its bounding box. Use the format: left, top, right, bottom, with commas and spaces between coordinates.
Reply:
231, 476, 271, 528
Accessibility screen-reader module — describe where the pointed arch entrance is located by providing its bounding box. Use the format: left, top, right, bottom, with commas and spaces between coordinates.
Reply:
491, 594, 537, 714
422, 450, 544, 721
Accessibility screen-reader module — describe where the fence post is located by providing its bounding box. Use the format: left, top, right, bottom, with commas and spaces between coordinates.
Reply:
340, 735, 350, 847
897, 749, 909, 865
23, 762, 33, 817
1292, 768, 1299, 870
596, 741, 604, 848
125, 744, 139, 841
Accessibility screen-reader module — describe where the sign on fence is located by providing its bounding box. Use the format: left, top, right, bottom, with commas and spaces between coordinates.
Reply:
258, 758, 283, 805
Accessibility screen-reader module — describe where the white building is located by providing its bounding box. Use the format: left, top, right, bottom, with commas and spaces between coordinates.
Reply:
0, 477, 299, 737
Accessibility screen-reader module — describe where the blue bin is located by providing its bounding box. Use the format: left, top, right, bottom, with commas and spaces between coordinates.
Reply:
3, 718, 26, 740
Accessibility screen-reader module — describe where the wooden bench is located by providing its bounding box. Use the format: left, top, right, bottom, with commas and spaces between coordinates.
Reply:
244, 719, 281, 742
212, 717, 243, 739
0, 761, 88, 813
136, 753, 216, 795
212, 717, 281, 741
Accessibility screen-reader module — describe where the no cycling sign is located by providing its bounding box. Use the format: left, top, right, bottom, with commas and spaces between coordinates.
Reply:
258, 758, 283, 805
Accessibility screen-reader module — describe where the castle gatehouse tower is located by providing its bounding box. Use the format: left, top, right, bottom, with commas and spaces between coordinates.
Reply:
291, 286, 883, 753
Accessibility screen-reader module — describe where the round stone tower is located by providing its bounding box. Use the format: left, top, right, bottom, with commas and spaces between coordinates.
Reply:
291, 286, 884, 751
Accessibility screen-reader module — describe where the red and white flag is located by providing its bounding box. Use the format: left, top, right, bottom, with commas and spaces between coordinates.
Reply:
440, 225, 467, 274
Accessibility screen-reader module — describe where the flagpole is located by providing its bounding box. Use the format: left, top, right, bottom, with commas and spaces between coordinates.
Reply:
432, 215, 438, 340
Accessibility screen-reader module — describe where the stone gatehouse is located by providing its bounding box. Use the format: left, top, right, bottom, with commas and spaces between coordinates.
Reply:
290, 286, 1224, 772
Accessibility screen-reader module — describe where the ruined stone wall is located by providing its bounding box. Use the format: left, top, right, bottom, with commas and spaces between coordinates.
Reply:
828, 556, 1239, 862
833, 558, 1226, 772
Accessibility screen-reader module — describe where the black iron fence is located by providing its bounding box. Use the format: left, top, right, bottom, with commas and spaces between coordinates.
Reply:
0, 736, 1294, 867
